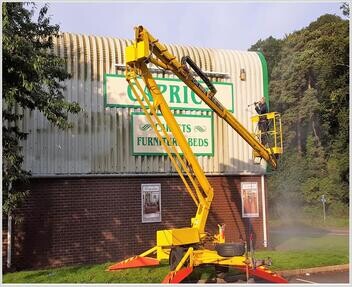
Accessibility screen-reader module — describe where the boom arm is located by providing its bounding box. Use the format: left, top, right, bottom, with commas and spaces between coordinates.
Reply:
130, 26, 278, 168
125, 26, 277, 236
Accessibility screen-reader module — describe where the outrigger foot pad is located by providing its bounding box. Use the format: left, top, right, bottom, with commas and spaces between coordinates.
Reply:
239, 265, 288, 283
108, 256, 159, 271
162, 267, 193, 283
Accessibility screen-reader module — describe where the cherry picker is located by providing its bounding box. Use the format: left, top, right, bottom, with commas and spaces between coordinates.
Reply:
108, 26, 285, 283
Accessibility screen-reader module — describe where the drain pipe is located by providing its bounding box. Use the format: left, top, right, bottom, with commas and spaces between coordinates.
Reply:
7, 213, 12, 269
261, 175, 268, 248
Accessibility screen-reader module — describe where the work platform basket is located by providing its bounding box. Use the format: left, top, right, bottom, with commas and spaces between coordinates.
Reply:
251, 112, 283, 159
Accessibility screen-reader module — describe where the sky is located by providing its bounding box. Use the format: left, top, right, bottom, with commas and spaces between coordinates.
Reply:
44, 1, 345, 50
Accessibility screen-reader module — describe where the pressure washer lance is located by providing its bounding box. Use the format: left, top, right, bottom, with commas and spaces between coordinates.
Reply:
247, 102, 258, 107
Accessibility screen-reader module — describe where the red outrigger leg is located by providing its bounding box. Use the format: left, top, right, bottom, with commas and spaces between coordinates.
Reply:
108, 256, 159, 271
237, 266, 288, 283
162, 267, 193, 283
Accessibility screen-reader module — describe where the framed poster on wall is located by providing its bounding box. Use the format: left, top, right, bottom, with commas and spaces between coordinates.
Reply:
241, 182, 259, 218
141, 183, 161, 223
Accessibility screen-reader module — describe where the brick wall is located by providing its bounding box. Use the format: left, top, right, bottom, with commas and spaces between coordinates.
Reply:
3, 229, 8, 271
4, 175, 267, 270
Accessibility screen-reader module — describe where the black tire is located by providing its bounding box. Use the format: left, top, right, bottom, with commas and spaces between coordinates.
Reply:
215, 243, 245, 257
215, 265, 229, 276
169, 246, 186, 271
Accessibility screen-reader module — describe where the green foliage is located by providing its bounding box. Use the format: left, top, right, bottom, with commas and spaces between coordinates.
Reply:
254, 14, 349, 217
249, 36, 283, 79
267, 152, 307, 218
2, 3, 81, 216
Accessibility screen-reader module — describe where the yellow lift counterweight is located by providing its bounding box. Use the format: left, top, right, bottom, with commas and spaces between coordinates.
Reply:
108, 26, 286, 284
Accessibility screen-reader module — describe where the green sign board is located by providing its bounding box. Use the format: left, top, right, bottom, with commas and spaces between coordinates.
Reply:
104, 74, 234, 112
131, 112, 214, 156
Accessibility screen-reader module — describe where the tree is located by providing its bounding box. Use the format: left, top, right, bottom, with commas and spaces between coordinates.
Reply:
248, 36, 283, 80
255, 14, 349, 218
2, 3, 81, 216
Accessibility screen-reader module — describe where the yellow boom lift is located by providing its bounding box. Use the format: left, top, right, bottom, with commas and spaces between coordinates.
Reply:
108, 26, 286, 283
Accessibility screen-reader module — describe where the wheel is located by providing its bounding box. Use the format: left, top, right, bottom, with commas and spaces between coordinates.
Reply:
215, 243, 245, 257
215, 265, 229, 277
169, 246, 186, 271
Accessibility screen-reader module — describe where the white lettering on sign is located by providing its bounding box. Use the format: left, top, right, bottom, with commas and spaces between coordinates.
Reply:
104, 74, 234, 112
131, 113, 214, 156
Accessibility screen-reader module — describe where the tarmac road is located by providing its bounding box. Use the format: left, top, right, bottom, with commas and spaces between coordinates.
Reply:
287, 270, 349, 284
198, 268, 350, 284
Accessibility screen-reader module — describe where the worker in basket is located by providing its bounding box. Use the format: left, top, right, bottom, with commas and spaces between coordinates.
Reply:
254, 97, 269, 146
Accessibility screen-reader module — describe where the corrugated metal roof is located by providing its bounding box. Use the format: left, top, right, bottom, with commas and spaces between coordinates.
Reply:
22, 32, 266, 176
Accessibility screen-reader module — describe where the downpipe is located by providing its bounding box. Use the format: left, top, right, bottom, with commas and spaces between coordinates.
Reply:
7, 213, 12, 269
261, 175, 268, 247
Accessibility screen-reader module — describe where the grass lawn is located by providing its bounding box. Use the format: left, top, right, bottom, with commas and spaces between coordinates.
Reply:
3, 231, 349, 283
261, 217, 349, 270
3, 262, 170, 283
255, 235, 349, 271
3, 219, 349, 283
